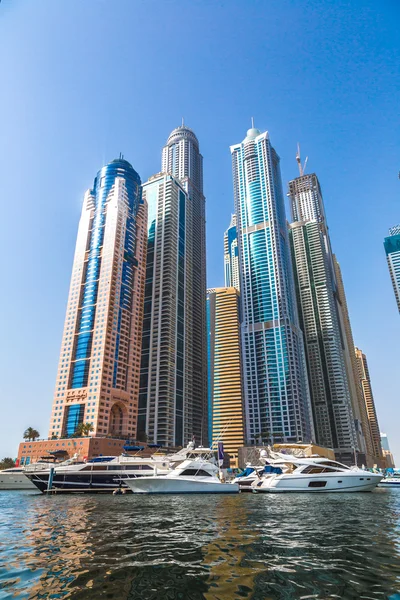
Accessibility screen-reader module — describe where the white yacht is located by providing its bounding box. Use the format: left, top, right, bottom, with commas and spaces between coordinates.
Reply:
0, 467, 37, 490
26, 454, 173, 493
125, 458, 239, 494
251, 454, 383, 493
378, 473, 400, 487
25, 443, 215, 493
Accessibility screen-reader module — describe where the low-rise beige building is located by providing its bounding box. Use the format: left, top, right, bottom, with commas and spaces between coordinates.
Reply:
17, 437, 156, 466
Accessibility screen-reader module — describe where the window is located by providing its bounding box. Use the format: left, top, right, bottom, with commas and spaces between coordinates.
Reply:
302, 466, 325, 474
180, 469, 212, 477
308, 481, 326, 488
320, 461, 349, 470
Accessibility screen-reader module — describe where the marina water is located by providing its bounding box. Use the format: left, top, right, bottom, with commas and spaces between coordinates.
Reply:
1, 489, 400, 599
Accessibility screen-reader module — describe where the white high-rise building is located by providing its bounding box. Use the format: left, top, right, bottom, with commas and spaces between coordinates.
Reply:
150, 124, 207, 443
138, 174, 192, 446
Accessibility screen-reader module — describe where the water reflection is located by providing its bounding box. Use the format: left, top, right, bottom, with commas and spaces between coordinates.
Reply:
0, 489, 400, 599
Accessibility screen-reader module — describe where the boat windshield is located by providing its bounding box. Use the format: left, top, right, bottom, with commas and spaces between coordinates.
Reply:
319, 461, 350, 470
180, 469, 212, 477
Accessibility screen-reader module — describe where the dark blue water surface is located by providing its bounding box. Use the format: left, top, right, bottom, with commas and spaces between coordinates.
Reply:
1, 488, 400, 599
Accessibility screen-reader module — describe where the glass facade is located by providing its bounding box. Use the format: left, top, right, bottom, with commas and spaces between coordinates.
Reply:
65, 404, 85, 436
70, 159, 141, 390
224, 214, 240, 290
384, 227, 400, 313
231, 127, 313, 444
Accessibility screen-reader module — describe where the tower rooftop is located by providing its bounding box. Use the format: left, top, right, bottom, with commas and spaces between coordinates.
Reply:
166, 124, 199, 146
244, 127, 261, 140
109, 157, 134, 169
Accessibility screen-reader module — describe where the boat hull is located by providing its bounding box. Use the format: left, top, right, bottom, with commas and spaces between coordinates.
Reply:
26, 472, 136, 493
378, 480, 400, 488
126, 477, 239, 494
0, 474, 36, 490
252, 473, 382, 493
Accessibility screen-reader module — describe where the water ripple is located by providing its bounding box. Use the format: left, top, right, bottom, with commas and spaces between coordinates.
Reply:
0, 489, 400, 599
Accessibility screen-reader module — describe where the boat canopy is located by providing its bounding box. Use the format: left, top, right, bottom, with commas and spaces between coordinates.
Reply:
123, 445, 145, 452
237, 467, 255, 477
263, 465, 283, 475
87, 456, 115, 463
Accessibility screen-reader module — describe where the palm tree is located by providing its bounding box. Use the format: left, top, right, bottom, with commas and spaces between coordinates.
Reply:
272, 431, 285, 445
0, 457, 15, 470
136, 430, 148, 443
254, 430, 270, 445
82, 423, 94, 436
75, 423, 94, 437
74, 423, 85, 437
23, 427, 40, 441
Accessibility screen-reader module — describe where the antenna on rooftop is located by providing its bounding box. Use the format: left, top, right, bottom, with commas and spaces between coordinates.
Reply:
181, 117, 185, 127
251, 116, 255, 128
296, 143, 308, 177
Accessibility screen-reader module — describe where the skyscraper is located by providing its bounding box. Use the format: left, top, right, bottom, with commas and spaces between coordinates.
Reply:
224, 214, 240, 290
207, 287, 245, 466
138, 173, 192, 447
140, 124, 207, 444
289, 173, 358, 461
355, 347, 384, 466
333, 255, 376, 465
48, 158, 147, 439
380, 433, 395, 468
384, 225, 400, 312
231, 126, 314, 445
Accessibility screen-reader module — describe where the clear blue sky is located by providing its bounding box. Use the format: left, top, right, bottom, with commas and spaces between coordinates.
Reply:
0, 0, 399, 462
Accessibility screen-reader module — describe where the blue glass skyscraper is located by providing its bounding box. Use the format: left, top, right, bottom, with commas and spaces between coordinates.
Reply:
230, 127, 314, 444
224, 214, 240, 290
384, 225, 400, 313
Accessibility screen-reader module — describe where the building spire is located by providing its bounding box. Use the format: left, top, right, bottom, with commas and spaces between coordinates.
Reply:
296, 143, 308, 177
251, 116, 255, 128
181, 116, 185, 127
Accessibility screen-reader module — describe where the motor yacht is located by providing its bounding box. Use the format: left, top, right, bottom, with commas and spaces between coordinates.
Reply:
251, 453, 383, 493
25, 454, 173, 493
378, 473, 400, 487
125, 458, 239, 494
25, 443, 215, 493
0, 467, 37, 490
231, 465, 266, 491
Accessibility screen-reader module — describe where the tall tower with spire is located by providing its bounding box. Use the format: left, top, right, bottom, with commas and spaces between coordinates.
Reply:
48, 158, 147, 440
151, 124, 207, 443
231, 125, 314, 445
288, 150, 374, 465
